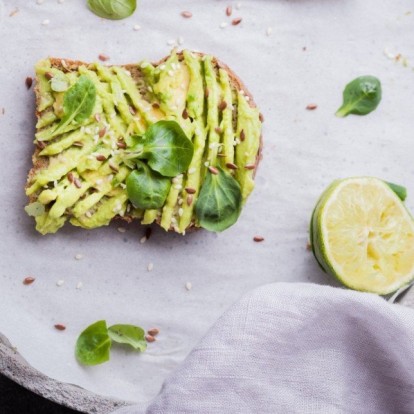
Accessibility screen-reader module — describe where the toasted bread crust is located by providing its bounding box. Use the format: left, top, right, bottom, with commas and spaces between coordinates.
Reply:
28, 51, 263, 230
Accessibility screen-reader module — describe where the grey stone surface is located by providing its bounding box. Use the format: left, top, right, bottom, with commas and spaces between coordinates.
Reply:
0, 333, 130, 414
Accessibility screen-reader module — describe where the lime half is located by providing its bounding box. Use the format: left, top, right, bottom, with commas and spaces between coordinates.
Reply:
310, 177, 414, 295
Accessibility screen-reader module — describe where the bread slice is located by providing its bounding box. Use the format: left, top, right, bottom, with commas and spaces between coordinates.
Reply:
26, 50, 263, 235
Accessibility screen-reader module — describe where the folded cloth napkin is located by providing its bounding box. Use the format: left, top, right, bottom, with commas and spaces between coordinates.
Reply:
113, 283, 414, 413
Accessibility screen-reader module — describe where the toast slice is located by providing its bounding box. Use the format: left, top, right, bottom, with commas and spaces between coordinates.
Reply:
25, 50, 263, 235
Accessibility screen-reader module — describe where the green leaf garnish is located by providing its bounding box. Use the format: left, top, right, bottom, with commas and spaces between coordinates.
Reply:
126, 161, 171, 209
49, 75, 96, 139
195, 167, 242, 232
108, 324, 147, 352
130, 120, 194, 177
336, 75, 382, 117
75, 320, 111, 366
87, 0, 137, 20
387, 182, 407, 201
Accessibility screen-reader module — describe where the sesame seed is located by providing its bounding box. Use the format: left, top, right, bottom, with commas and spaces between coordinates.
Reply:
167, 39, 176, 46
185, 282, 192, 291
95, 178, 103, 185
54, 324, 66, 331
85, 211, 92, 218
74, 253, 83, 260
168, 70, 174, 76
140, 236, 147, 244
133, 24, 141, 31
235, 2, 241, 9
120, 183, 126, 189
220, 22, 228, 29
181, 11, 192, 18
160, 64, 166, 71
204, 161, 210, 167
178, 198, 183, 205
58, 0, 65, 3
147, 262, 154, 271
188, 167, 196, 174
23, 277, 35, 285
76, 282, 83, 290
253, 236, 265, 242
177, 36, 184, 45
266, 27, 272, 36
42, 19, 50, 26
37, 0, 45, 4
117, 227, 126, 233
174, 184, 182, 190
56, 280, 65, 287
178, 208, 184, 217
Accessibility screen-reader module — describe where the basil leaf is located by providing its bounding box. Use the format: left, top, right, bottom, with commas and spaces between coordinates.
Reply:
50, 72, 69, 92
75, 320, 111, 366
387, 182, 407, 201
137, 120, 194, 177
336, 75, 382, 117
108, 324, 147, 352
126, 161, 171, 209
51, 75, 96, 138
87, 0, 137, 20
195, 167, 242, 232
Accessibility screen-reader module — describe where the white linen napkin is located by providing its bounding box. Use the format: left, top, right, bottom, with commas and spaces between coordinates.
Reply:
113, 283, 414, 413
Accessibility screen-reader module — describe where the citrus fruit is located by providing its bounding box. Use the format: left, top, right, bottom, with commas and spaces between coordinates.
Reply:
310, 177, 414, 295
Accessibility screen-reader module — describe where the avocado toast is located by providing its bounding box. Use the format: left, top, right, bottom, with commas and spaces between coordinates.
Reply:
25, 50, 263, 235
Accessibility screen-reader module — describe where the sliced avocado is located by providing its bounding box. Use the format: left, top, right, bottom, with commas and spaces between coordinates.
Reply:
26, 51, 262, 235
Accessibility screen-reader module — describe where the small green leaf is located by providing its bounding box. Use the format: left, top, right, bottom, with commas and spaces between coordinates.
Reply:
336, 75, 382, 117
137, 120, 194, 177
108, 324, 147, 352
50, 73, 69, 92
126, 161, 171, 209
50, 75, 96, 139
75, 320, 111, 366
195, 167, 242, 232
387, 182, 407, 201
87, 0, 137, 20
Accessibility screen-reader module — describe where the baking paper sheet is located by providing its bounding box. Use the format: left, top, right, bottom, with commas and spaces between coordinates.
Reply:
1, 0, 414, 403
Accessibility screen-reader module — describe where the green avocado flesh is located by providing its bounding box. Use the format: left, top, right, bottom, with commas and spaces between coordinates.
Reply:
26, 50, 262, 235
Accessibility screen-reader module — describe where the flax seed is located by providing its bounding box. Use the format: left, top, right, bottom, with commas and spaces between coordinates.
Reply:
232, 17, 242, 25
181, 11, 192, 18
253, 236, 264, 242
147, 328, 159, 336
145, 334, 156, 342
187, 195, 193, 206
96, 154, 106, 161
67, 172, 74, 183
98, 127, 106, 138
208, 166, 219, 175
240, 129, 245, 141
185, 187, 196, 194
23, 277, 35, 285
218, 101, 227, 111
54, 324, 66, 331
306, 103, 318, 110
45, 72, 54, 80
226, 162, 238, 170
245, 164, 255, 170
98, 54, 110, 62
25, 77, 33, 89
226, 6, 232, 16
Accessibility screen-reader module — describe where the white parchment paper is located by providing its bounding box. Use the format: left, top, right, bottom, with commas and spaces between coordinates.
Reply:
1, 0, 414, 404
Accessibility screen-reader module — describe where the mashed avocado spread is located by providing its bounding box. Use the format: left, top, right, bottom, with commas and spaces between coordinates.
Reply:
25, 50, 262, 235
